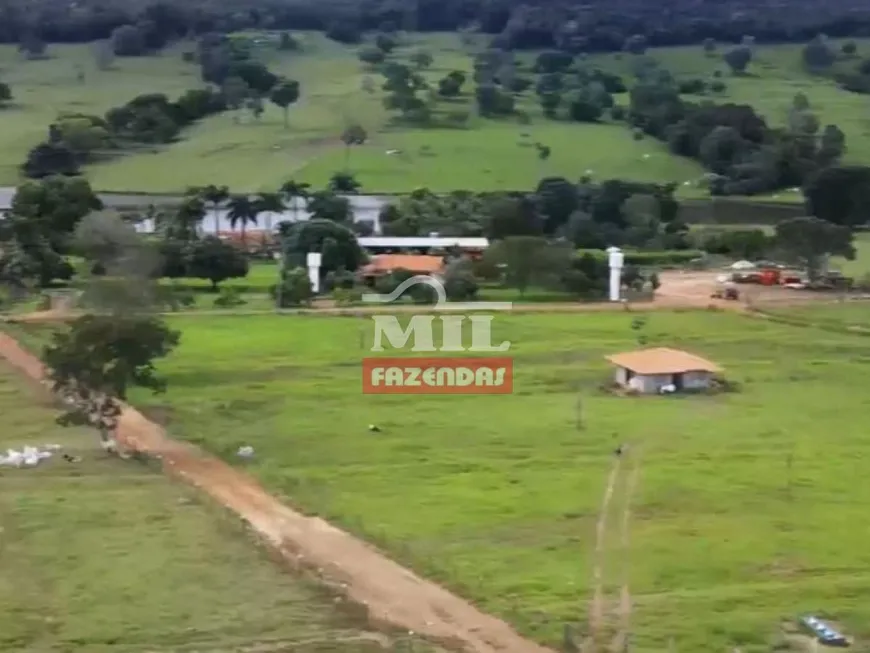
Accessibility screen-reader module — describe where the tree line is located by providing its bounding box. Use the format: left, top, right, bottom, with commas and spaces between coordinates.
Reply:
4, 0, 870, 54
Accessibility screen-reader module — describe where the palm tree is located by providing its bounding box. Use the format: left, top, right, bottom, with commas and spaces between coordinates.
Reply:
168, 194, 206, 242
254, 192, 284, 234
279, 180, 311, 223
255, 192, 284, 255
227, 194, 258, 249
328, 171, 362, 193
198, 184, 230, 234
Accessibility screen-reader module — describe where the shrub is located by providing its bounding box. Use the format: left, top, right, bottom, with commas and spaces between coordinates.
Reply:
678, 78, 707, 94
213, 286, 246, 308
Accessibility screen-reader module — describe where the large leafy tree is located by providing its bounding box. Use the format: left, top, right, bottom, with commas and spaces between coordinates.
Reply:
43, 314, 180, 449
282, 219, 364, 277
1, 176, 102, 286
804, 165, 870, 228
774, 216, 855, 281
10, 176, 103, 253
483, 236, 574, 297
187, 236, 250, 290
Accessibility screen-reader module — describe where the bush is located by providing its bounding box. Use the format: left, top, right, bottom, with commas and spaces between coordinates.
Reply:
333, 287, 362, 306
213, 286, 246, 308
270, 266, 314, 307
610, 105, 626, 121
678, 78, 707, 94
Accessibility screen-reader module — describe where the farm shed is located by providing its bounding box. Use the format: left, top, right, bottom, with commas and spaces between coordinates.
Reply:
605, 347, 722, 394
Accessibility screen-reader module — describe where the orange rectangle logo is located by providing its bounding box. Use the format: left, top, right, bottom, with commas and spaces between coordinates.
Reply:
362, 357, 513, 394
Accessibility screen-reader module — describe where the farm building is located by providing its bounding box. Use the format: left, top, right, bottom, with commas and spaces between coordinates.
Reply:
605, 347, 722, 394
357, 237, 489, 258
359, 254, 445, 280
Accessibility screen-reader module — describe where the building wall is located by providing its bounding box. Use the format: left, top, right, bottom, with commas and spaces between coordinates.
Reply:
614, 368, 713, 393
683, 371, 713, 390
615, 367, 629, 385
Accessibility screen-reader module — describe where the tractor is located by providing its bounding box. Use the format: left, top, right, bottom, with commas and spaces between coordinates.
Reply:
711, 283, 740, 300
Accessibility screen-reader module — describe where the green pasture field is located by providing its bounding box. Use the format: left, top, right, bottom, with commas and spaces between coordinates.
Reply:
12, 309, 870, 652
7, 33, 868, 196
756, 300, 870, 331
0, 359, 428, 652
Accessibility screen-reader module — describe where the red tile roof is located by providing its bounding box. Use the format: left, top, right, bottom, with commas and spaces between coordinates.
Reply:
361, 254, 445, 275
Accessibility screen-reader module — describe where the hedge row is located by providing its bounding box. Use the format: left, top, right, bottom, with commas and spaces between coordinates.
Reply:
576, 249, 705, 265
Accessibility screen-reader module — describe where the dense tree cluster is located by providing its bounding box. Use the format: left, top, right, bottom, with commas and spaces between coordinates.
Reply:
376, 178, 688, 250
22, 88, 228, 179
626, 65, 847, 196
3, 0, 870, 55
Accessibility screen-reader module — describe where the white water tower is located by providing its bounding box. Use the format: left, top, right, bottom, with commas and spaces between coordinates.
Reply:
306, 252, 322, 294
606, 246, 624, 302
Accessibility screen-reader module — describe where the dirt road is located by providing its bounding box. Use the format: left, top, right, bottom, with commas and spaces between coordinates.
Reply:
2, 272, 740, 325
0, 332, 554, 653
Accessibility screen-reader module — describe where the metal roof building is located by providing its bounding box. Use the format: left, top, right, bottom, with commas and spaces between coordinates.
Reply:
357, 237, 490, 249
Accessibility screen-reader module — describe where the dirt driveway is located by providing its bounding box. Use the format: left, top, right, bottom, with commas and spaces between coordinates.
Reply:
0, 331, 553, 653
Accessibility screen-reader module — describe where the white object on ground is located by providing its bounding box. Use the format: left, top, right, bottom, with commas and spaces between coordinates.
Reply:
0, 445, 56, 468
306, 252, 322, 294
237, 445, 255, 459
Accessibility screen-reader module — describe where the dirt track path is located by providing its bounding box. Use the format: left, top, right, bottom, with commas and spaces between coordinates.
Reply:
2, 294, 740, 325
587, 456, 622, 651
0, 332, 554, 653
610, 452, 641, 653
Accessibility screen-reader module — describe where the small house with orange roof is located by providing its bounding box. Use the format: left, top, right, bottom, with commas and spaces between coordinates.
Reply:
605, 347, 722, 394
360, 254, 446, 280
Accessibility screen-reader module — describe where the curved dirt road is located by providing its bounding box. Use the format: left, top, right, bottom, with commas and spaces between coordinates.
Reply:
0, 331, 553, 653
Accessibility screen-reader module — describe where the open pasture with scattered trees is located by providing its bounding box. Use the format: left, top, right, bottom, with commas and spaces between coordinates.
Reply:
11, 308, 870, 652
5, 0, 870, 649
1, 29, 870, 196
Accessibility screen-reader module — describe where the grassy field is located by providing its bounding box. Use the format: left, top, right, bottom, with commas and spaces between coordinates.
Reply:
5, 33, 869, 195
593, 40, 870, 197
0, 359, 431, 652
11, 308, 870, 652
755, 299, 870, 331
